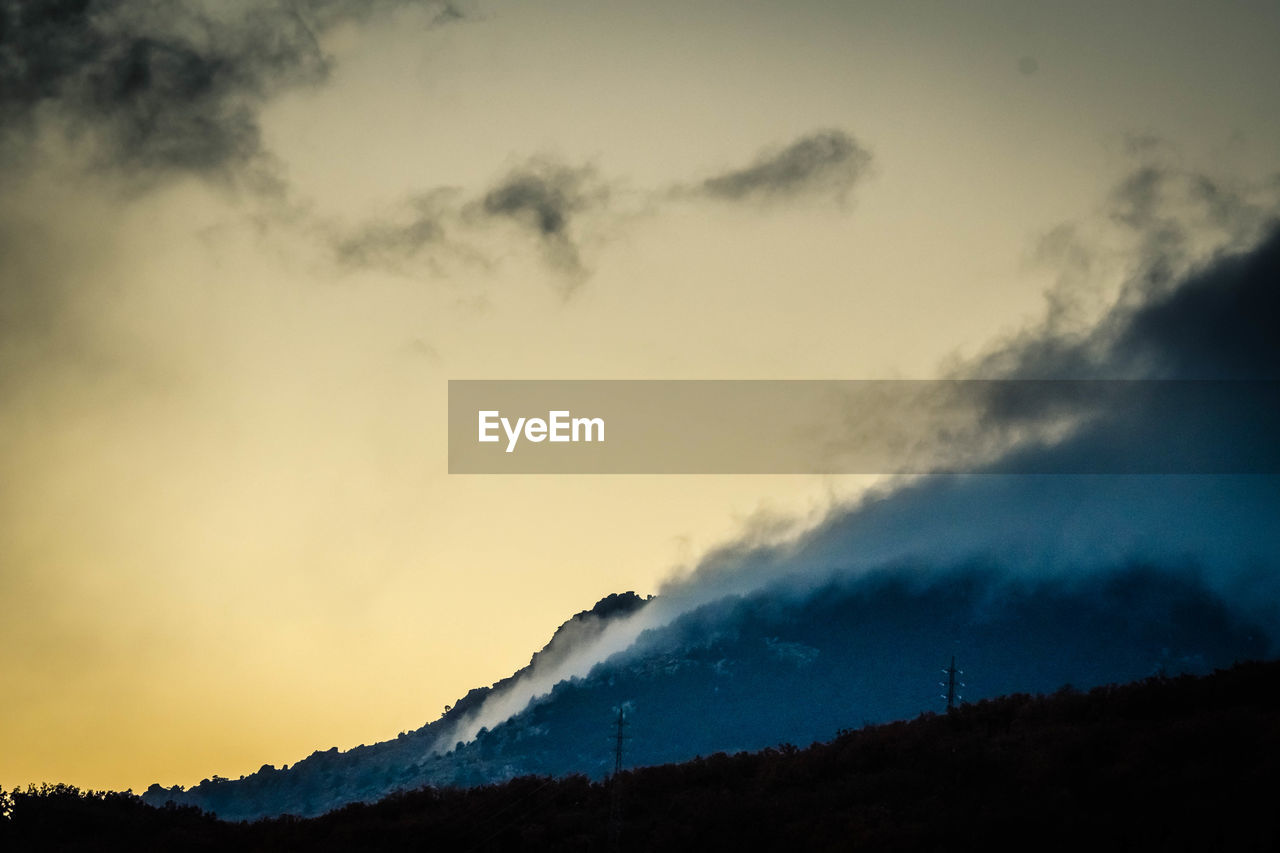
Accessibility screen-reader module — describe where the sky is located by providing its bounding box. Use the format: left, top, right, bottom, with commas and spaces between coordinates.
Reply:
2, 0, 1279, 793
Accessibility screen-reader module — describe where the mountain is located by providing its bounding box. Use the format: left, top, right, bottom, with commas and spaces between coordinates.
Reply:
142, 564, 1270, 820
16, 658, 1280, 851
143, 189, 1280, 823
141, 590, 650, 818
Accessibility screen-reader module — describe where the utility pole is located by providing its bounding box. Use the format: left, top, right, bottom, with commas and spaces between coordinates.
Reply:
608, 707, 629, 852
940, 656, 964, 710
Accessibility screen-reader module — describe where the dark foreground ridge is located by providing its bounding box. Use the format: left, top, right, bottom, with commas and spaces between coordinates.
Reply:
132, 566, 1273, 820
5, 659, 1278, 851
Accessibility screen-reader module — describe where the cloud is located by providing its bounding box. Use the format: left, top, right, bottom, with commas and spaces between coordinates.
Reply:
695, 129, 872, 204
475, 158, 607, 289
971, 230, 1280, 475
936, 162, 1280, 473
1109, 231, 1280, 380
0, 0, 463, 179
328, 129, 875, 289
430, 2, 466, 27
327, 159, 610, 289
332, 191, 454, 270
973, 162, 1280, 383
436, 165, 1280, 743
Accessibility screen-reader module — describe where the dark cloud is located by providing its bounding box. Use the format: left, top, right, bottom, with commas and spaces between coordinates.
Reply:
780, 164, 1280, 479
477, 159, 606, 287
697, 129, 872, 203
934, 163, 1280, 477
976, 165, 1280, 383
481, 160, 599, 240
1108, 230, 1280, 380
721, 164, 1280, 567
695, 194, 1280, 610
0, 0, 463, 178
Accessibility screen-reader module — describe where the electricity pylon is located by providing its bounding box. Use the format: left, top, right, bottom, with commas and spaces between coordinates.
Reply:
940, 656, 965, 710
608, 707, 630, 851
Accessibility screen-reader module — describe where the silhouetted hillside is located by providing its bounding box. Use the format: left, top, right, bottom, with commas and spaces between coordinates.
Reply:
137, 591, 651, 818
139, 566, 1269, 820
6, 659, 1278, 851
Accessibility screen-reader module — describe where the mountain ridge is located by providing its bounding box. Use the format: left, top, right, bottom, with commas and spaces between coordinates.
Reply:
15, 657, 1280, 851
142, 564, 1268, 820
141, 591, 651, 813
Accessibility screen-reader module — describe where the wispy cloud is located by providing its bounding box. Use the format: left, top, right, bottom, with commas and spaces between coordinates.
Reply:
330, 130, 875, 290
474, 158, 608, 292
325, 158, 611, 292
693, 129, 872, 204
332, 190, 456, 270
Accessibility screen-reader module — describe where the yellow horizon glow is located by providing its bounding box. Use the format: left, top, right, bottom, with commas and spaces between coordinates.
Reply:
3, 0, 1278, 794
